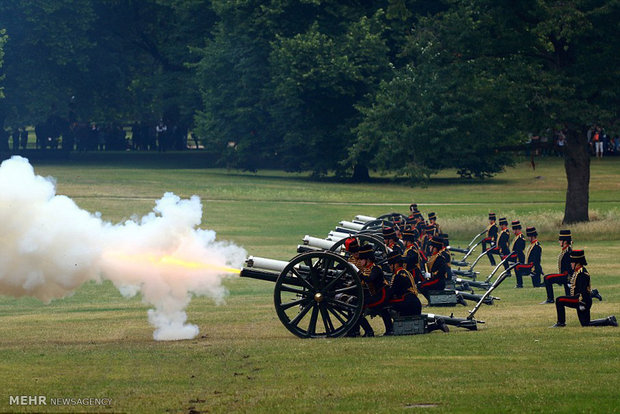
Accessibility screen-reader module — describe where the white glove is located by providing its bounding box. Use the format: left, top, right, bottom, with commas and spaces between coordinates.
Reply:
424, 272, 431, 280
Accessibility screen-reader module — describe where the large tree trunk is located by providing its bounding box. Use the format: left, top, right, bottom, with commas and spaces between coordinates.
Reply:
562, 127, 590, 224
351, 163, 370, 182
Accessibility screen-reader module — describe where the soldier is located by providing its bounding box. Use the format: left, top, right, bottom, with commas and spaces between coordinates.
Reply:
417, 237, 448, 298
508, 220, 527, 288
482, 213, 499, 265
540, 230, 573, 304
386, 251, 449, 333
402, 230, 424, 276
357, 244, 394, 336
428, 212, 442, 235
382, 227, 403, 253
407, 203, 419, 219
521, 226, 543, 287
487, 217, 510, 266
552, 250, 617, 327
342, 237, 374, 337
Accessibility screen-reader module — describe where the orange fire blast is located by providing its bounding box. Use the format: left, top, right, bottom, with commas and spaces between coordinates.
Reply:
104, 251, 241, 274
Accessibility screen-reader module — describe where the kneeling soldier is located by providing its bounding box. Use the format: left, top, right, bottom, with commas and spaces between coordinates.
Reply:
357, 244, 394, 335
386, 251, 448, 333
552, 250, 617, 327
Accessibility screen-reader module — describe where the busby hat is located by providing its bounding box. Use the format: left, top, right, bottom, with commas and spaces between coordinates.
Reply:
428, 212, 437, 221
357, 244, 375, 260
499, 217, 508, 226
526, 226, 537, 237
570, 249, 587, 265
386, 250, 404, 265
344, 237, 359, 253
409, 203, 418, 212
511, 220, 521, 230
559, 229, 572, 242
441, 233, 449, 245
429, 236, 444, 250
489, 212, 497, 220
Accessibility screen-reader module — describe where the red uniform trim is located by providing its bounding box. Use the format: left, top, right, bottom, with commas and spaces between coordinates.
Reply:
420, 278, 440, 288
516, 264, 533, 270
366, 287, 387, 308
544, 272, 568, 280
557, 297, 579, 303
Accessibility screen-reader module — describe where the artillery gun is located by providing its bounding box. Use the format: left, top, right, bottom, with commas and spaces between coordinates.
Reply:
239, 250, 481, 338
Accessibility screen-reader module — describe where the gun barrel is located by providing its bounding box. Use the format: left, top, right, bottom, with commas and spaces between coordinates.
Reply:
303, 235, 336, 250
354, 215, 376, 223
245, 256, 288, 272
339, 220, 365, 231
423, 313, 479, 330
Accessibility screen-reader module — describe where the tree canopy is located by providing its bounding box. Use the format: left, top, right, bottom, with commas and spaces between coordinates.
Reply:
0, 1, 619, 220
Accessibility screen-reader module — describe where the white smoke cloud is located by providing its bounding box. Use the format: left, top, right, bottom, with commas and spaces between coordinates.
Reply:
0, 156, 246, 340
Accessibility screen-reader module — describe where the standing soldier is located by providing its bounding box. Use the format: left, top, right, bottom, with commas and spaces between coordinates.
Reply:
482, 213, 499, 265
487, 217, 510, 266
521, 226, 543, 287
508, 220, 527, 288
540, 230, 573, 304
552, 250, 617, 327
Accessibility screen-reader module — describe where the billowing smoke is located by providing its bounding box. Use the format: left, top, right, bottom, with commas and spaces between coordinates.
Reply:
0, 156, 246, 340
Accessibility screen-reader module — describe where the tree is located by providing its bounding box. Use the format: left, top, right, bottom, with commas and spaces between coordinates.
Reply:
0, 29, 5, 99
0, 0, 215, 128
355, 0, 620, 222
269, 12, 390, 175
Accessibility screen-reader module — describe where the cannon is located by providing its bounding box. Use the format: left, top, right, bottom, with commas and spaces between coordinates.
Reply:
241, 251, 365, 338
240, 250, 480, 338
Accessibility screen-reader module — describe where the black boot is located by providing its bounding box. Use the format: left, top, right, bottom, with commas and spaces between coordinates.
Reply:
589, 315, 617, 327
359, 317, 374, 337
591, 289, 603, 301
427, 318, 449, 333
381, 310, 394, 336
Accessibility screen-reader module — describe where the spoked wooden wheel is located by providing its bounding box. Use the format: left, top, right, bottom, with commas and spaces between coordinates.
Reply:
377, 212, 408, 223
361, 219, 394, 231
329, 233, 388, 262
274, 251, 363, 338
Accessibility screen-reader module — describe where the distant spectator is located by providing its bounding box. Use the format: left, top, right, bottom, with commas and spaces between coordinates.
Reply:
593, 127, 604, 158
0, 128, 9, 151
20, 128, 29, 149
11, 128, 20, 151
555, 131, 566, 156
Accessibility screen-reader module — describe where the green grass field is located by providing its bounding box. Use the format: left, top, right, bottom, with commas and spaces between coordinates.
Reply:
1, 154, 619, 413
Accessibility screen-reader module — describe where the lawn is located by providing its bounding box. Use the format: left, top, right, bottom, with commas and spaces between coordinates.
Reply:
0, 153, 619, 413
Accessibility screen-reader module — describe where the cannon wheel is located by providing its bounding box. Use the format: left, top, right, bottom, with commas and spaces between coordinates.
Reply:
360, 219, 393, 231
328, 233, 388, 262
274, 251, 364, 338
